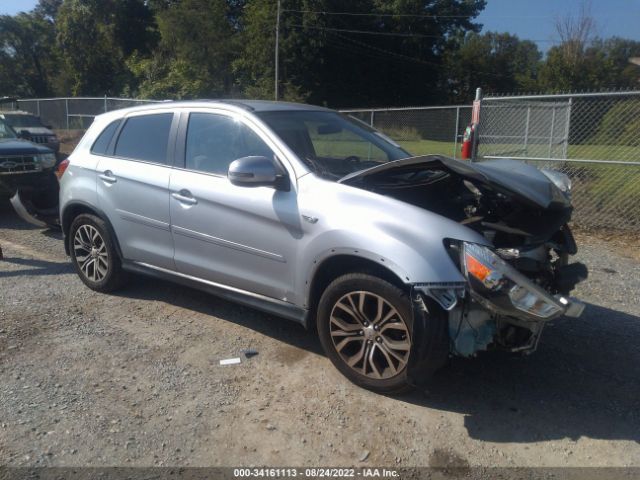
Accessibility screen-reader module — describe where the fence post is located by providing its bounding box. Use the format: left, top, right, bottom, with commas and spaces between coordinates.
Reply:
65, 98, 69, 131
471, 87, 482, 162
370, 110, 375, 127
523, 106, 531, 156
453, 106, 460, 158
548, 106, 556, 158
104, 95, 108, 113
562, 97, 572, 160
36, 100, 40, 117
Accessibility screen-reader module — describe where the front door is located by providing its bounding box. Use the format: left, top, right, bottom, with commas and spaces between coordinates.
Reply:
169, 110, 301, 302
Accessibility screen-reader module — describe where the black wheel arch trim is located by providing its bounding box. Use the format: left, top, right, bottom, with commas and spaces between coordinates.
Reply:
304, 248, 412, 309
406, 287, 450, 387
62, 200, 123, 259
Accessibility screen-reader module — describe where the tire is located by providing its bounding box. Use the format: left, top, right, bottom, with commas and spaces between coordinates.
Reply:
69, 213, 127, 292
317, 273, 416, 394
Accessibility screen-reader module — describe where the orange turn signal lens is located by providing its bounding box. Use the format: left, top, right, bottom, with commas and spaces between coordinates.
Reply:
465, 253, 492, 282
55, 158, 70, 180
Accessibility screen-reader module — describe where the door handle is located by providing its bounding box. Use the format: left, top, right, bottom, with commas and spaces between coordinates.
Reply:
98, 170, 117, 184
171, 190, 198, 205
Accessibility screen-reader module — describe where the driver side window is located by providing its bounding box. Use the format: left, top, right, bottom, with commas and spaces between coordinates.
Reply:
185, 113, 273, 175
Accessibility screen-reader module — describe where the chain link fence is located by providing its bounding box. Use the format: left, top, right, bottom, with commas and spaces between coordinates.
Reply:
478, 91, 640, 231
4, 94, 638, 232
342, 105, 471, 159
5, 97, 160, 130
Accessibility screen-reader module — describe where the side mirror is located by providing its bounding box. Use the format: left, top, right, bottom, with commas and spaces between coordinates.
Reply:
45, 125, 53, 130
19, 129, 30, 139
228, 156, 289, 190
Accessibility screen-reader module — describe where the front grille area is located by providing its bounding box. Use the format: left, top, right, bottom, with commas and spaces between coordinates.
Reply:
29, 135, 55, 144
0, 155, 42, 175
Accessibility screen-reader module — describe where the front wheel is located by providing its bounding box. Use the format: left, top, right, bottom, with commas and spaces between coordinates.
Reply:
317, 273, 414, 393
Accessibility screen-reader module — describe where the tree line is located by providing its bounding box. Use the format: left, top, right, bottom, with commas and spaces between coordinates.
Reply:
1, 0, 639, 108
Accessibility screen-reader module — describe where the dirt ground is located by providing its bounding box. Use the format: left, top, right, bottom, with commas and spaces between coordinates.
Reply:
1, 199, 639, 469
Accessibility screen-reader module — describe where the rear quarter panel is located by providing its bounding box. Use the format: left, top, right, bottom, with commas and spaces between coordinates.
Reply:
59, 113, 121, 228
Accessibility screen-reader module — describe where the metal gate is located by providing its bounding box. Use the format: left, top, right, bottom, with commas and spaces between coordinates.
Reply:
477, 91, 640, 231
479, 99, 571, 161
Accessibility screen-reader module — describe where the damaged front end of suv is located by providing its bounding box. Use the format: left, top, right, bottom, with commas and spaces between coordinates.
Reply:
340, 155, 588, 377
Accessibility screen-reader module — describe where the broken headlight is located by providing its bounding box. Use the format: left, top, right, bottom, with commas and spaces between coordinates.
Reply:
541, 169, 571, 198
461, 242, 564, 320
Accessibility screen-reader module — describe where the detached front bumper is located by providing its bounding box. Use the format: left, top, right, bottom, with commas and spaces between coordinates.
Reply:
7, 171, 60, 228
458, 241, 587, 322
413, 282, 585, 322
554, 295, 585, 318
410, 242, 587, 361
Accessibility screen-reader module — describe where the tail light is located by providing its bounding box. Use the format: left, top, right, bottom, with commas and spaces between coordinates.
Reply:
55, 158, 70, 180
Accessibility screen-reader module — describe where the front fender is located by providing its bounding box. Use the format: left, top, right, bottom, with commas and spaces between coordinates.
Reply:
295, 174, 492, 308
297, 227, 469, 308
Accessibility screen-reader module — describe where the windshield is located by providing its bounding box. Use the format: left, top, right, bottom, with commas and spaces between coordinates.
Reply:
2, 114, 44, 128
0, 119, 17, 139
256, 110, 411, 179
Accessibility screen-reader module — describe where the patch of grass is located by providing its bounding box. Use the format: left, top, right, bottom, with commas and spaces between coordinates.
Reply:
568, 144, 638, 162
378, 126, 422, 142
398, 139, 457, 157
569, 163, 640, 229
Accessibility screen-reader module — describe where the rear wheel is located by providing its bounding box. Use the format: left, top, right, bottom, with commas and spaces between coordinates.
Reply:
69, 214, 126, 292
317, 273, 414, 393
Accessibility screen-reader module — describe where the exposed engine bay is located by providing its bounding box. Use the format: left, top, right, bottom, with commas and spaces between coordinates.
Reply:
340, 155, 588, 357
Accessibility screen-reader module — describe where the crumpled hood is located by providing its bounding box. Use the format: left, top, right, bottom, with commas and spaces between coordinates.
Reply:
339, 155, 570, 209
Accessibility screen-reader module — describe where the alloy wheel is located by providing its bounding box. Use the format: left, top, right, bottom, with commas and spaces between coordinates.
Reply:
73, 224, 109, 283
329, 291, 411, 380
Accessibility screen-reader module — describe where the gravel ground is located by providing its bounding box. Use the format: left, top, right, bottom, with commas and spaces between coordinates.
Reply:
1, 199, 639, 468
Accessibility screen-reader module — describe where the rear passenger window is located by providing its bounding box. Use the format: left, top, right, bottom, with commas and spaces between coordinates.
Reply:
91, 120, 120, 155
114, 113, 173, 164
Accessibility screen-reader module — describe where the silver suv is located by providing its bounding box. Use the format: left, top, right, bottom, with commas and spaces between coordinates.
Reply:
60, 101, 587, 393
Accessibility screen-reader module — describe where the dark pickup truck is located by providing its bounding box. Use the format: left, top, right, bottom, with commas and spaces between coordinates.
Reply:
0, 117, 60, 227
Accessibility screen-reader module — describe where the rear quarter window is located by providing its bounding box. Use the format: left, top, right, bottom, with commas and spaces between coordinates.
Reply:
91, 120, 121, 155
114, 113, 173, 164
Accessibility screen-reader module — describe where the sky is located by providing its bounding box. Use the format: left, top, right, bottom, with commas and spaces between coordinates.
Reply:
2, 0, 640, 52
477, 0, 640, 51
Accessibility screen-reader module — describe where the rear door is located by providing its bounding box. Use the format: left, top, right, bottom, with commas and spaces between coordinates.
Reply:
96, 111, 178, 270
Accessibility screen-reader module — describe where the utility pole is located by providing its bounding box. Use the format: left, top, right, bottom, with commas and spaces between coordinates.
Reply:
274, 0, 281, 101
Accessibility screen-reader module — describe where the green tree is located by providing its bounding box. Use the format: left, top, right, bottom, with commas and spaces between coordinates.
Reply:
233, 0, 325, 102
130, 0, 238, 99
444, 32, 541, 101
56, 1, 123, 95
0, 11, 59, 97
34, 0, 64, 20
235, 0, 487, 106
56, 0, 157, 96
539, 38, 640, 92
